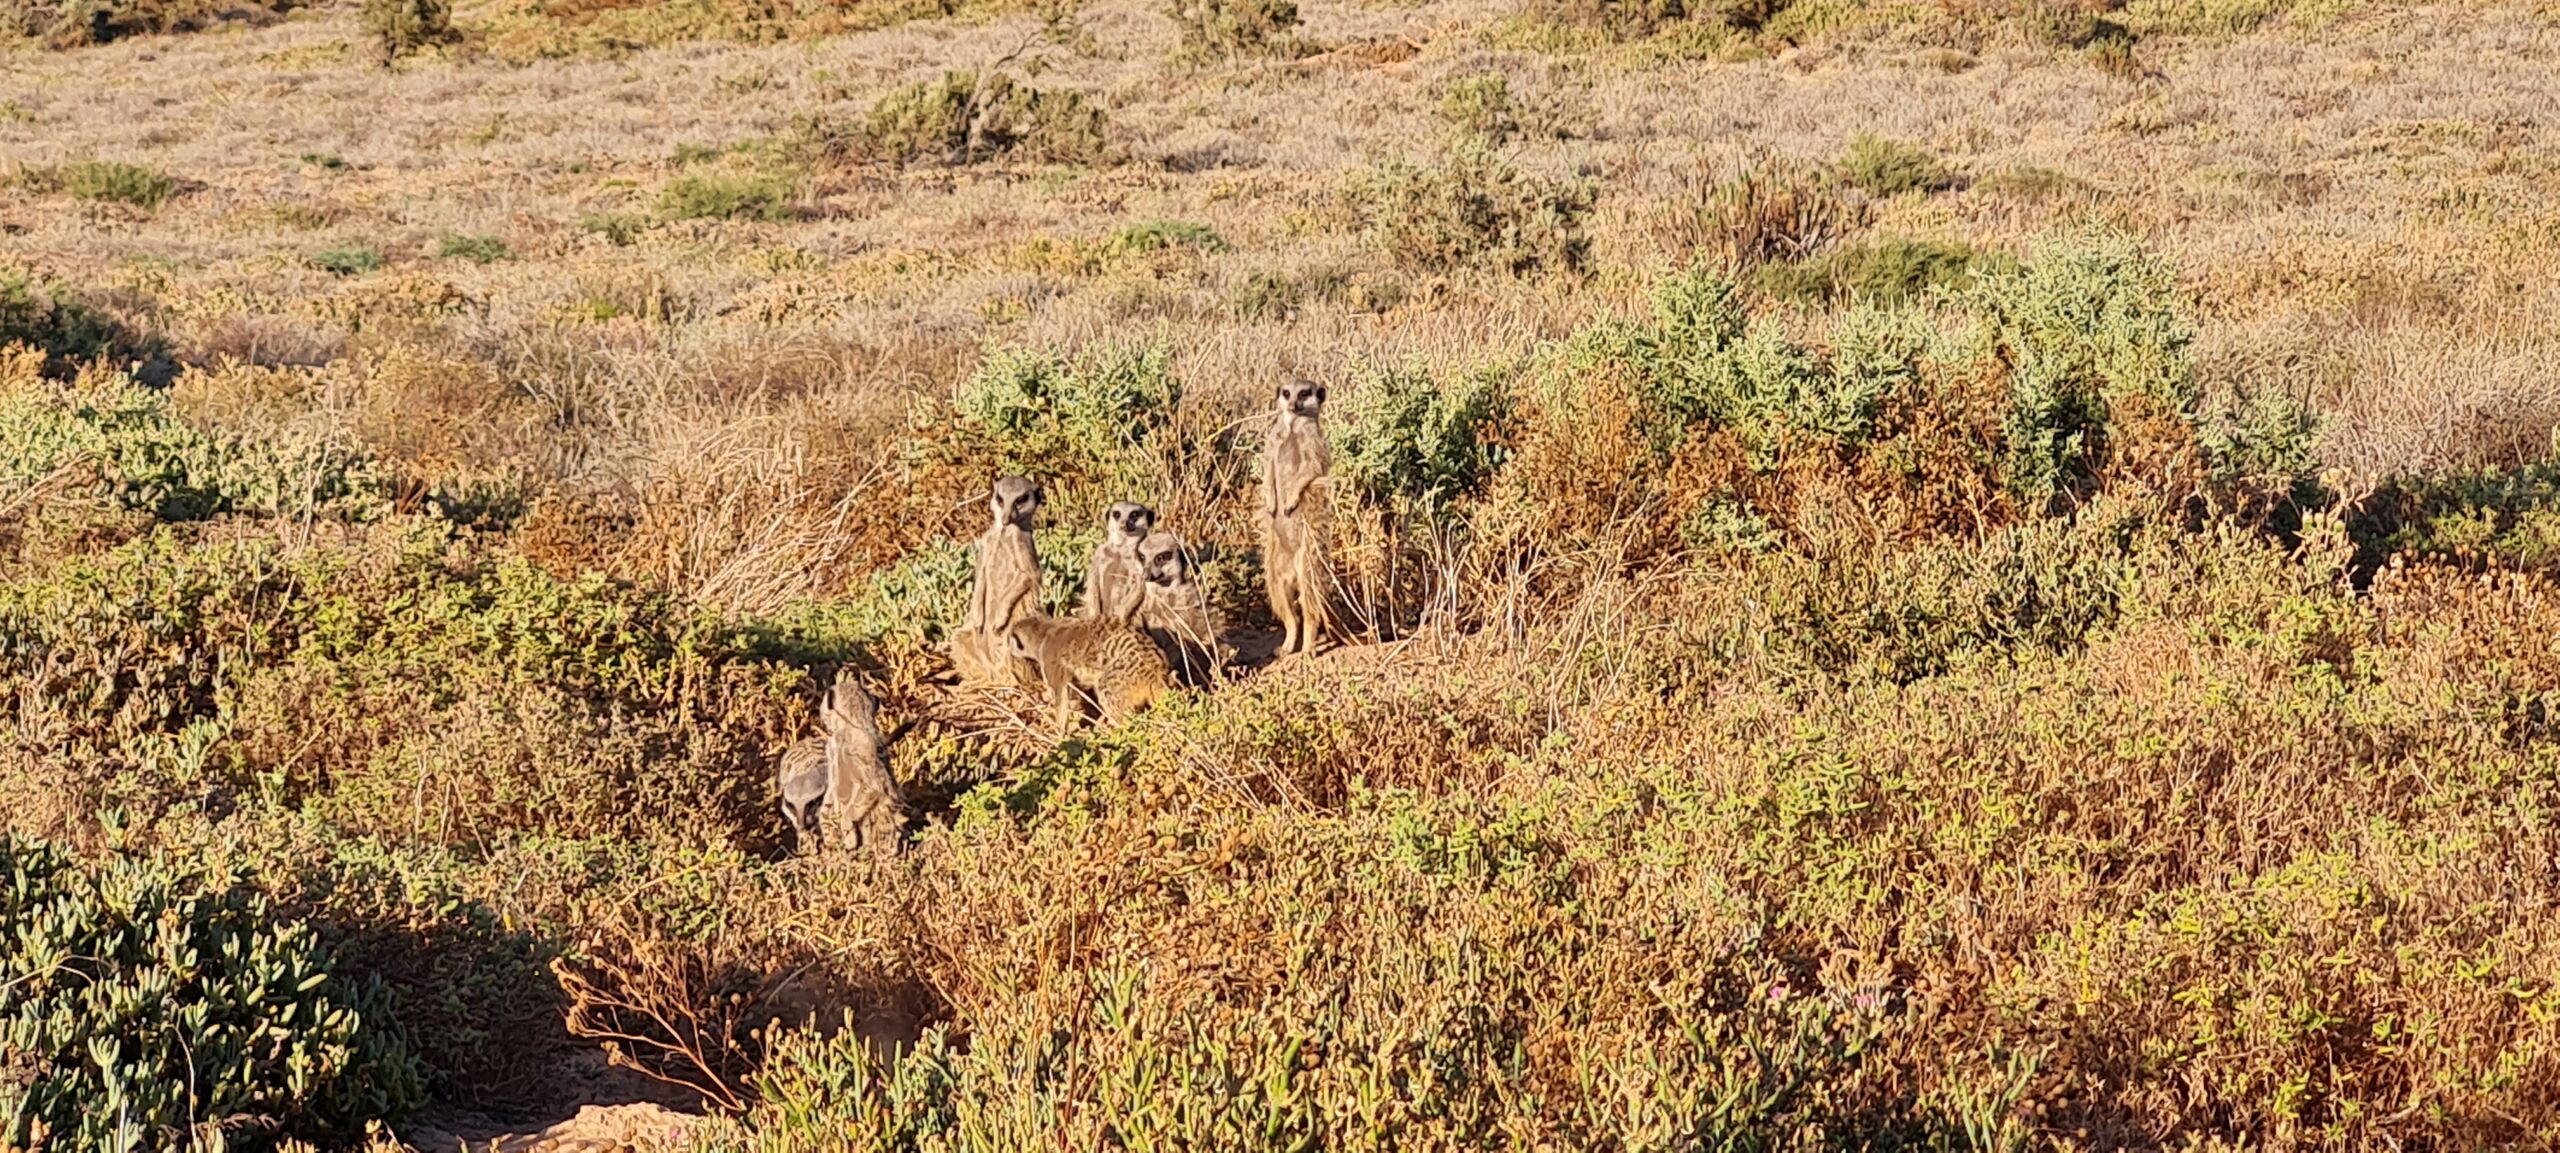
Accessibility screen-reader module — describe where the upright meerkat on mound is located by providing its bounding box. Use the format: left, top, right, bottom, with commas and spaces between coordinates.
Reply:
1135, 531, 1222, 686
1261, 377, 1337, 657
951, 476, 1043, 686
1079, 501, 1155, 623
777, 672, 907, 856
1006, 614, 1172, 728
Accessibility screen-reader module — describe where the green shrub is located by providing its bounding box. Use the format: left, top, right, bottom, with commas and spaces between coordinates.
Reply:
435, 233, 510, 263
1167, 0, 1303, 59
578, 211, 647, 245
1641, 266, 1928, 459
1361, 145, 1595, 276
1438, 73, 1520, 143
2, 365, 387, 522
828, 72, 1110, 167
0, 835, 422, 1147
361, 0, 455, 61
1, 267, 146, 373
1107, 219, 1226, 256
2122, 0, 2290, 35
1528, 0, 1790, 40
1749, 236, 1979, 307
947, 343, 1182, 507
0, 520, 809, 849
309, 244, 385, 276
29, 159, 182, 210
658, 171, 796, 222
1969, 226, 2197, 510
1837, 134, 1955, 198
1333, 364, 1513, 515
9, 0, 270, 47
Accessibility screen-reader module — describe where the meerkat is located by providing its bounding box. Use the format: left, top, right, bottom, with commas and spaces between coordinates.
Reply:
1078, 501, 1156, 623
1005, 613, 1173, 728
1261, 377, 1336, 657
778, 672, 907, 856
951, 476, 1044, 687
1134, 532, 1222, 687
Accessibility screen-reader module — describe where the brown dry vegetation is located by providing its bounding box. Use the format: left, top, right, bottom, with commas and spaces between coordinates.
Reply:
7, 0, 2560, 1147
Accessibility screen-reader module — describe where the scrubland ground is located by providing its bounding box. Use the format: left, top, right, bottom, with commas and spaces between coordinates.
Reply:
5, 0, 2560, 1147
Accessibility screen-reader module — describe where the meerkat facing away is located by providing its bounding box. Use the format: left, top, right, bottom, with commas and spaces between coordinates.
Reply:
1261, 378, 1336, 657
1006, 614, 1173, 728
1078, 501, 1155, 623
1135, 532, 1222, 687
951, 476, 1044, 686
778, 673, 907, 855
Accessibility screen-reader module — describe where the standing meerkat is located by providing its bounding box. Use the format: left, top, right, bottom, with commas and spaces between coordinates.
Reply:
1005, 614, 1173, 728
1261, 377, 1336, 657
951, 476, 1043, 686
777, 672, 907, 856
1134, 532, 1222, 687
1078, 501, 1156, 623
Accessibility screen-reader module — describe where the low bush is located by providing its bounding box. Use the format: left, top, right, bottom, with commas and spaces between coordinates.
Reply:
7, 0, 275, 46
0, 834, 422, 1146
21, 159, 182, 209
1970, 226, 2199, 511
1361, 145, 1595, 276
1527, 0, 1790, 41
1333, 363, 1512, 516
435, 233, 510, 263
659, 171, 796, 222
1166, 0, 1304, 59
1837, 133, 1956, 198
1749, 236, 1981, 306
822, 72, 1110, 168
943, 343, 1184, 516
1107, 219, 1226, 256
1, 268, 154, 374
1656, 150, 1864, 272
310, 244, 386, 276
361, 0, 455, 61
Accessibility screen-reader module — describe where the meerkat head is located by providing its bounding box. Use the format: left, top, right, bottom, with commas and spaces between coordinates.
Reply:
821, 671, 876, 733
1278, 378, 1326, 420
1102, 502, 1156, 548
1137, 532, 1191, 587
989, 476, 1041, 530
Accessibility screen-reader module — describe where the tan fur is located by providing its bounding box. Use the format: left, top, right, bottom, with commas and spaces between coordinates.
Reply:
1007, 614, 1173, 728
778, 673, 907, 855
952, 476, 1044, 687
1135, 532, 1223, 687
1261, 379, 1337, 657
1078, 501, 1155, 623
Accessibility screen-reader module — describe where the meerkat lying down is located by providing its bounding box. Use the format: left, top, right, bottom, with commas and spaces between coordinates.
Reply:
1006, 613, 1173, 728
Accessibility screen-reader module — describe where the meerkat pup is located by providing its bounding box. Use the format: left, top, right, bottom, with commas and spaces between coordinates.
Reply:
1005, 614, 1173, 729
778, 672, 907, 856
1135, 532, 1222, 687
1079, 501, 1156, 623
1261, 377, 1336, 657
951, 476, 1044, 686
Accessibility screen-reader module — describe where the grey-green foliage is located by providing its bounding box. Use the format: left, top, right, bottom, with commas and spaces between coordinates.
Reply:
1332, 364, 1512, 515
843, 72, 1110, 167
1167, 0, 1302, 59
0, 835, 422, 1149
950, 344, 1181, 501
1639, 266, 1929, 462
1361, 145, 1595, 276
1, 267, 135, 371
2, 369, 387, 521
1970, 226, 2197, 509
